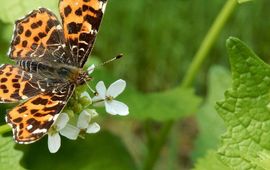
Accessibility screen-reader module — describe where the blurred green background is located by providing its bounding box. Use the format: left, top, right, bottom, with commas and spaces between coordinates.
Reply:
0, 0, 269, 170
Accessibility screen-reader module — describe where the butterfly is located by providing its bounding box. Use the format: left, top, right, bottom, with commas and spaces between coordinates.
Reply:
0, 0, 108, 144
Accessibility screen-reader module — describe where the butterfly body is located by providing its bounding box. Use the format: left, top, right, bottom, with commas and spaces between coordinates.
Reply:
17, 59, 89, 85
0, 0, 108, 144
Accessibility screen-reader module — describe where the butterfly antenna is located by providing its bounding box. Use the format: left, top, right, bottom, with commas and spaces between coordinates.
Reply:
85, 54, 123, 93
96, 53, 123, 68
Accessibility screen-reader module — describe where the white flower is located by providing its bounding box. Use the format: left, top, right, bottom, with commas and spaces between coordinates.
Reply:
48, 113, 80, 153
87, 64, 95, 75
77, 109, 100, 134
92, 79, 129, 116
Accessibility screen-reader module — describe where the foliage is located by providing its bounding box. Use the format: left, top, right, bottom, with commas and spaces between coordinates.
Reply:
124, 87, 201, 121
192, 66, 229, 160
22, 131, 136, 170
0, 0, 269, 169
193, 150, 230, 170
216, 37, 270, 169
0, 0, 57, 23
0, 135, 24, 170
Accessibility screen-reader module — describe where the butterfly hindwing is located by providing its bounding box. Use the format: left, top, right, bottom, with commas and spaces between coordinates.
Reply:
6, 84, 75, 144
59, 0, 108, 67
8, 8, 72, 64
0, 64, 42, 103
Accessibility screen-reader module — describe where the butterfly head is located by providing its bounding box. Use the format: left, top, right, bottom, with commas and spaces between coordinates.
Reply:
76, 71, 92, 85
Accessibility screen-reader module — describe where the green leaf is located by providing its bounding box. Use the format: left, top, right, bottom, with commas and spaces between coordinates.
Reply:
216, 37, 270, 169
192, 66, 229, 160
250, 151, 270, 170
123, 87, 201, 121
0, 0, 58, 24
0, 135, 24, 170
23, 131, 136, 170
193, 150, 230, 170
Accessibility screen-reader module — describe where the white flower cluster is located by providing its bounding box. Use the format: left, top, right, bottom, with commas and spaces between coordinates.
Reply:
47, 76, 129, 153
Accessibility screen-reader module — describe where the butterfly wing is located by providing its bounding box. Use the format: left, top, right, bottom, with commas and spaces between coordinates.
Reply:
6, 84, 75, 144
8, 8, 73, 64
0, 64, 43, 103
59, 0, 108, 67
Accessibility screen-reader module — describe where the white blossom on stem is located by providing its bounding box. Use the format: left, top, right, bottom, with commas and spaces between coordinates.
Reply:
92, 79, 129, 116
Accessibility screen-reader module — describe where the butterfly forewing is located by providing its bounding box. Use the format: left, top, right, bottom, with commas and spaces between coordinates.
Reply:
6, 84, 75, 144
8, 8, 72, 64
59, 0, 108, 67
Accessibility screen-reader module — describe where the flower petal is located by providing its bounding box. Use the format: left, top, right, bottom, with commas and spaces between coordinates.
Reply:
105, 100, 129, 116
48, 133, 61, 153
87, 64, 95, 75
89, 109, 98, 117
107, 79, 126, 98
86, 122, 100, 134
55, 113, 69, 130
95, 81, 106, 99
77, 110, 91, 129
93, 100, 105, 107
60, 124, 80, 140
92, 95, 105, 104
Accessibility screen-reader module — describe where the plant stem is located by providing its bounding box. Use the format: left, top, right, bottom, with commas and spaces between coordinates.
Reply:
143, 0, 238, 169
0, 124, 11, 135
181, 0, 237, 88
143, 120, 173, 170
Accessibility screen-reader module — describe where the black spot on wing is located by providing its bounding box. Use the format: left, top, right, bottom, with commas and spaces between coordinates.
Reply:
25, 30, 32, 37
13, 117, 23, 123
13, 83, 20, 88
26, 118, 41, 129
34, 36, 39, 42
17, 25, 24, 34
31, 23, 39, 29
75, 8, 82, 16
18, 106, 27, 113
37, 20, 43, 26
30, 109, 38, 114
0, 85, 7, 89
64, 5, 72, 17
14, 36, 21, 46
22, 41, 28, 47
1, 78, 7, 83
38, 32, 46, 39
31, 97, 48, 105
67, 22, 82, 34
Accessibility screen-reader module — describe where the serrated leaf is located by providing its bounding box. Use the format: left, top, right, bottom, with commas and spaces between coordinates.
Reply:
0, 135, 24, 170
0, 0, 58, 24
193, 150, 230, 170
123, 87, 201, 121
216, 37, 270, 169
23, 131, 136, 170
192, 66, 229, 160
251, 151, 270, 170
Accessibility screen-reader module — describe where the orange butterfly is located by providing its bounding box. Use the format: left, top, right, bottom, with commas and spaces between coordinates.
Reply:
0, 0, 107, 144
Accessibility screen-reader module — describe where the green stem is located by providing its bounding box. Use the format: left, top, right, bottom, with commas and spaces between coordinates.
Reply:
181, 0, 237, 88
143, 120, 173, 170
0, 124, 11, 135
143, 0, 238, 169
